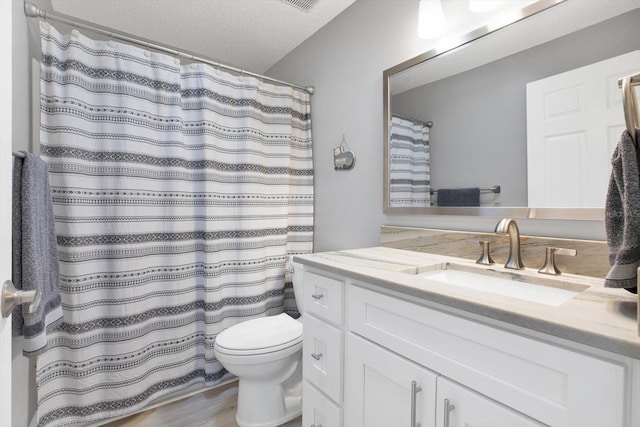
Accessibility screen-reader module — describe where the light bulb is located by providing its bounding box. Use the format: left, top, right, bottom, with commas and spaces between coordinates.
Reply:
418, 0, 447, 40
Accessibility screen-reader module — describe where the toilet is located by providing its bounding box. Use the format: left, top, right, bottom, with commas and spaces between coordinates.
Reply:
214, 259, 304, 427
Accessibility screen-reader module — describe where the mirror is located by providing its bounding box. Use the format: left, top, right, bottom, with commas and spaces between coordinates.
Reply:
383, 0, 640, 220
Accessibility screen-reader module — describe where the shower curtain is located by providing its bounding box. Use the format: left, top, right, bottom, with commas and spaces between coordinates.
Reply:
388, 115, 430, 207
36, 21, 313, 426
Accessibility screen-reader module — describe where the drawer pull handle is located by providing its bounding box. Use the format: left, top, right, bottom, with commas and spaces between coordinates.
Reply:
311, 293, 324, 300
311, 424, 322, 427
311, 352, 323, 361
410, 380, 422, 427
443, 398, 455, 427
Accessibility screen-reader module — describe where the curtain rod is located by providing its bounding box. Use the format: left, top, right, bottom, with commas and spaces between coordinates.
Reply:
23, 1, 315, 96
391, 113, 433, 128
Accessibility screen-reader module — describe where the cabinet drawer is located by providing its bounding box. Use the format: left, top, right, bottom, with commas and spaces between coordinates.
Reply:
303, 381, 343, 427
303, 313, 343, 403
304, 270, 344, 326
348, 285, 626, 427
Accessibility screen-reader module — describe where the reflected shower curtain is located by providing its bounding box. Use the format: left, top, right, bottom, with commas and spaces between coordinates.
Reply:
36, 22, 313, 426
388, 115, 430, 207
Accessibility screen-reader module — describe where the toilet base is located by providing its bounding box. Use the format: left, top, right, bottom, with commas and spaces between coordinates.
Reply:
234, 358, 302, 427
235, 376, 302, 427
236, 394, 301, 427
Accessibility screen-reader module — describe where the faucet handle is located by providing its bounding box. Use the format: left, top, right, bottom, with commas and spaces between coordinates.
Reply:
476, 240, 495, 265
538, 247, 577, 276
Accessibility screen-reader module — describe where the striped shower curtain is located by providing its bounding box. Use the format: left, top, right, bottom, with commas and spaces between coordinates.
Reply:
388, 115, 430, 207
36, 21, 313, 426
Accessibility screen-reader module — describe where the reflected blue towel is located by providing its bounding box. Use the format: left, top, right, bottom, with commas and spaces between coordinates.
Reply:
437, 188, 480, 207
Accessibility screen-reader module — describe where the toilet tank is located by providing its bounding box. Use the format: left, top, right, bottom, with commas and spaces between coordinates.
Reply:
291, 257, 304, 313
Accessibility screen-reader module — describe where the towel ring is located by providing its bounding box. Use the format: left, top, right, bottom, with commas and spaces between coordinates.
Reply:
622, 76, 639, 146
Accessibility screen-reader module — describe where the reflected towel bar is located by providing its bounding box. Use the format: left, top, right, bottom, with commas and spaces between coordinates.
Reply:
12, 151, 26, 158
430, 185, 500, 195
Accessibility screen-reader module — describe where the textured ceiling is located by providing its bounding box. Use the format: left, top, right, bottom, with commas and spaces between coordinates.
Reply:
50, 0, 356, 74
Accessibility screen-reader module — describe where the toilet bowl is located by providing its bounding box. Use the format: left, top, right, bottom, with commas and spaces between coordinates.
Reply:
213, 259, 305, 427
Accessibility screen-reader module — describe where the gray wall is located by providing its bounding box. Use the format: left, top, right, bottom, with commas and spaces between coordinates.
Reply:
267, 0, 610, 251
392, 9, 640, 208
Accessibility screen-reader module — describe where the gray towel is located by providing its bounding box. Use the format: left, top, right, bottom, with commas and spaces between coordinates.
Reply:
437, 187, 480, 207
605, 130, 640, 290
12, 151, 63, 357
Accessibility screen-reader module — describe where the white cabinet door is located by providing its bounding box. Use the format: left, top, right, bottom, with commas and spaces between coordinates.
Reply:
345, 333, 438, 427
436, 377, 544, 427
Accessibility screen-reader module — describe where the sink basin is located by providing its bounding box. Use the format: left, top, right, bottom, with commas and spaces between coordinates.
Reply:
417, 264, 590, 306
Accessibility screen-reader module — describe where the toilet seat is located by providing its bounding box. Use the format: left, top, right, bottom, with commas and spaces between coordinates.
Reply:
215, 313, 302, 356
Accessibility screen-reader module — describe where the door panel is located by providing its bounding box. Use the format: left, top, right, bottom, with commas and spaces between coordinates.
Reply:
345, 333, 438, 427
436, 378, 544, 427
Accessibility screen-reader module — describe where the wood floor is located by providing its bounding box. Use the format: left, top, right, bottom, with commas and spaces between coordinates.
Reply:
103, 381, 302, 427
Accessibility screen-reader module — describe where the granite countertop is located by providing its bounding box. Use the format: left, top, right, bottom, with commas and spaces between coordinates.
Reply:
294, 247, 640, 359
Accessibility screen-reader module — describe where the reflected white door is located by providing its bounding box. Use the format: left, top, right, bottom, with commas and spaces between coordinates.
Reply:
526, 50, 640, 207
0, 1, 13, 426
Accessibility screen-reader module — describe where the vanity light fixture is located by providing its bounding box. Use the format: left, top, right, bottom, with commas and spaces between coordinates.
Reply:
418, 0, 447, 40
468, 0, 501, 13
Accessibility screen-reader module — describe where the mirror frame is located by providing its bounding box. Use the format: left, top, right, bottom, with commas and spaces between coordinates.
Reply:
383, 0, 603, 221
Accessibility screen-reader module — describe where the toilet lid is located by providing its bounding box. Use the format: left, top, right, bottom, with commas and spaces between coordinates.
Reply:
215, 313, 302, 354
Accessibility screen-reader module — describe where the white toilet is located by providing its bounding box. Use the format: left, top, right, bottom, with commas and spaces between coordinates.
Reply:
214, 259, 304, 427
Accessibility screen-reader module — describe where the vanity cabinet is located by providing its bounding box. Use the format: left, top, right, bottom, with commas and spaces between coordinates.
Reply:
345, 333, 544, 427
300, 263, 635, 427
348, 284, 627, 427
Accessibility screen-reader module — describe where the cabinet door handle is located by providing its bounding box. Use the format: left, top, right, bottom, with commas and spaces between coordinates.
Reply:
443, 398, 455, 427
311, 424, 322, 427
311, 293, 324, 300
410, 380, 422, 427
311, 352, 323, 360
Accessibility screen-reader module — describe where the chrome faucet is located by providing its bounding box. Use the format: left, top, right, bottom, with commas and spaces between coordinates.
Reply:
494, 218, 524, 270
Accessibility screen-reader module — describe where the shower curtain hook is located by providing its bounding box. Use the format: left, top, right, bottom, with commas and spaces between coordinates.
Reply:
71, 21, 80, 38
108, 33, 116, 49
143, 42, 151, 57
